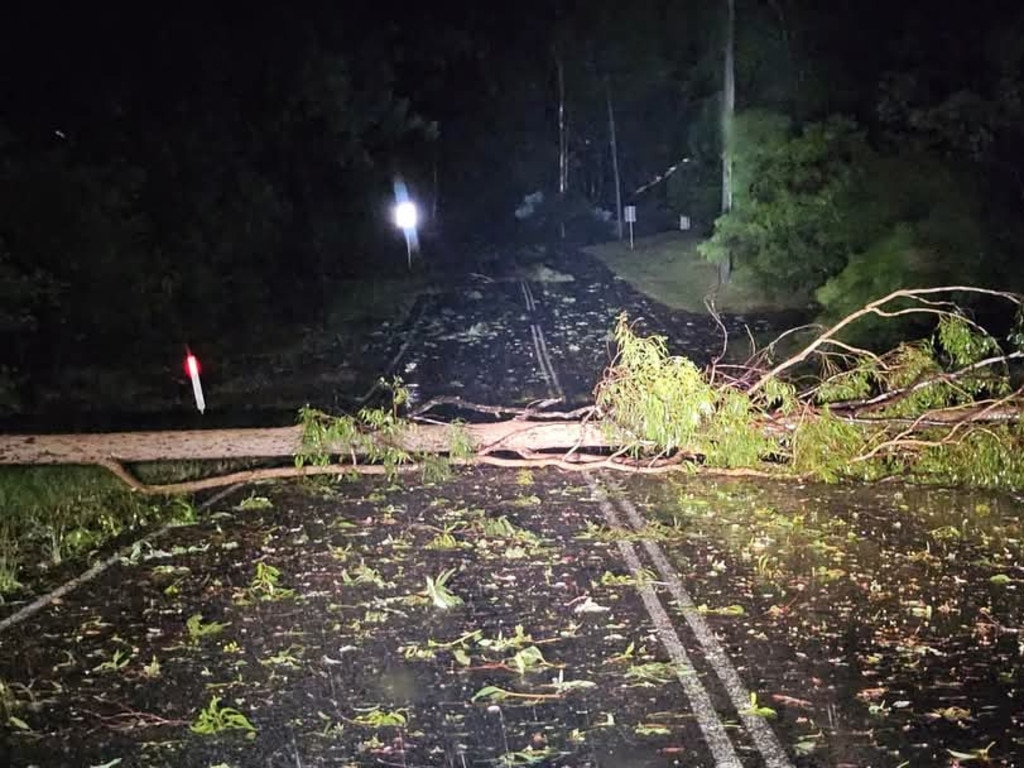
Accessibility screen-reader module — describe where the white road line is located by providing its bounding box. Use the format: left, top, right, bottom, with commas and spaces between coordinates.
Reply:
520, 279, 564, 399
591, 481, 744, 768
613, 492, 796, 768
517, 273, 794, 768
530, 323, 553, 390
532, 323, 564, 398
526, 320, 564, 400
519, 279, 537, 312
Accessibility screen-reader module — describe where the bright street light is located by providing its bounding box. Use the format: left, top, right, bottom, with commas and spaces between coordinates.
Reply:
394, 200, 418, 231
392, 178, 420, 269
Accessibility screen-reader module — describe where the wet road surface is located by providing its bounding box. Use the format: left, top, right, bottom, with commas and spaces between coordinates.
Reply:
1, 245, 1021, 766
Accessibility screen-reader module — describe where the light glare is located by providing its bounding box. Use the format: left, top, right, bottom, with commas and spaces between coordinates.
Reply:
394, 200, 418, 230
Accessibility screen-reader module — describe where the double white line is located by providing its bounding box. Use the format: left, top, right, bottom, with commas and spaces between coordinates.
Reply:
520, 280, 564, 399
520, 279, 538, 312
518, 275, 794, 768
589, 480, 794, 768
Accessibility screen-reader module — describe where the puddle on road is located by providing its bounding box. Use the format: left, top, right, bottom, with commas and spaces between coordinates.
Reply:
613, 474, 1024, 766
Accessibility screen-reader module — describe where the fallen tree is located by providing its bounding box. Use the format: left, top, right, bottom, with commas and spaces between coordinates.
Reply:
2, 286, 1023, 494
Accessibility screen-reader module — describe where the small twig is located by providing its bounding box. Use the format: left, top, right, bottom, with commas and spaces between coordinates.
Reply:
83, 706, 190, 732
704, 294, 730, 374
977, 608, 1021, 634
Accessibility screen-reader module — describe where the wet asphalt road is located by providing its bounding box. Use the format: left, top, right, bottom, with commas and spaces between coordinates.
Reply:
2, 245, 1021, 766
388, 245, 786, 411
390, 246, 1024, 767
394, 246, 808, 768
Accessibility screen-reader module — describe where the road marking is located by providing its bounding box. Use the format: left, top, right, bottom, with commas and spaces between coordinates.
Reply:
529, 323, 564, 398
519, 278, 536, 312
519, 279, 537, 312
610, 489, 796, 768
518, 272, 795, 768
590, 479, 744, 767
521, 278, 564, 399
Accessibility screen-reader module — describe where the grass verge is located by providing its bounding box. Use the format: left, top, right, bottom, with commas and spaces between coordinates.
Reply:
0, 463, 227, 602
585, 231, 811, 314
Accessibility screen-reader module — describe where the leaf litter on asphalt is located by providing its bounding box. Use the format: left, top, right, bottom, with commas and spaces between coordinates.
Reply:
1, 468, 1021, 766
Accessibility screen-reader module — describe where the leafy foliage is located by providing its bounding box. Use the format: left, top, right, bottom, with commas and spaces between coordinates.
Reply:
298, 378, 479, 480
596, 315, 717, 453
700, 111, 867, 293
814, 154, 987, 341
596, 314, 773, 468
701, 108, 991, 331
190, 696, 256, 736
597, 294, 1024, 490
297, 378, 413, 479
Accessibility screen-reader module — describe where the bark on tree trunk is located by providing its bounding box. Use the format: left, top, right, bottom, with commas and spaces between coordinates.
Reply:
606, 78, 624, 241
0, 421, 616, 466
556, 49, 568, 240
720, 0, 736, 284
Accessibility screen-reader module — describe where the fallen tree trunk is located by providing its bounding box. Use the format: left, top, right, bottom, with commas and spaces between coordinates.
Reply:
3, 286, 1023, 496
0, 420, 615, 466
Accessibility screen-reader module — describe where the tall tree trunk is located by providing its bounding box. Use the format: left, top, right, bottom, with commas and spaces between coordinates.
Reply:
720, 0, 736, 284
431, 148, 440, 223
606, 78, 624, 241
556, 49, 568, 240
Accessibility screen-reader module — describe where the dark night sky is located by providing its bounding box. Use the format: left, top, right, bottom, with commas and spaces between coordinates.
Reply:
3, 1, 1024, 388
3, 1, 1018, 186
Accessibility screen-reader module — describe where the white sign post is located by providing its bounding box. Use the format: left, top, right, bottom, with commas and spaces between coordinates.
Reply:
185, 352, 206, 414
679, 214, 691, 231
624, 205, 637, 250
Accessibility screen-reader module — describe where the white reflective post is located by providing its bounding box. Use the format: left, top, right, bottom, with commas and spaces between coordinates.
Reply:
185, 353, 206, 414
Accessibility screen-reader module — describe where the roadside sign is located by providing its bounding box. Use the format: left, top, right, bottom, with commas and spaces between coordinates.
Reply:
624, 205, 637, 250
680, 215, 691, 231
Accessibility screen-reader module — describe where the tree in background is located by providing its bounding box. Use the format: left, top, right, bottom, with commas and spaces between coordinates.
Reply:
695, 0, 1022, 339
698, 111, 868, 293
0, 7, 433, 408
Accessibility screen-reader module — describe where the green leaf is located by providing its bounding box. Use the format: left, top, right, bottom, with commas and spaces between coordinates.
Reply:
471, 685, 508, 702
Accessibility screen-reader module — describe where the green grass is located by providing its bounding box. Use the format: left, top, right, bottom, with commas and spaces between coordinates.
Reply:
585, 232, 810, 314
0, 465, 190, 598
